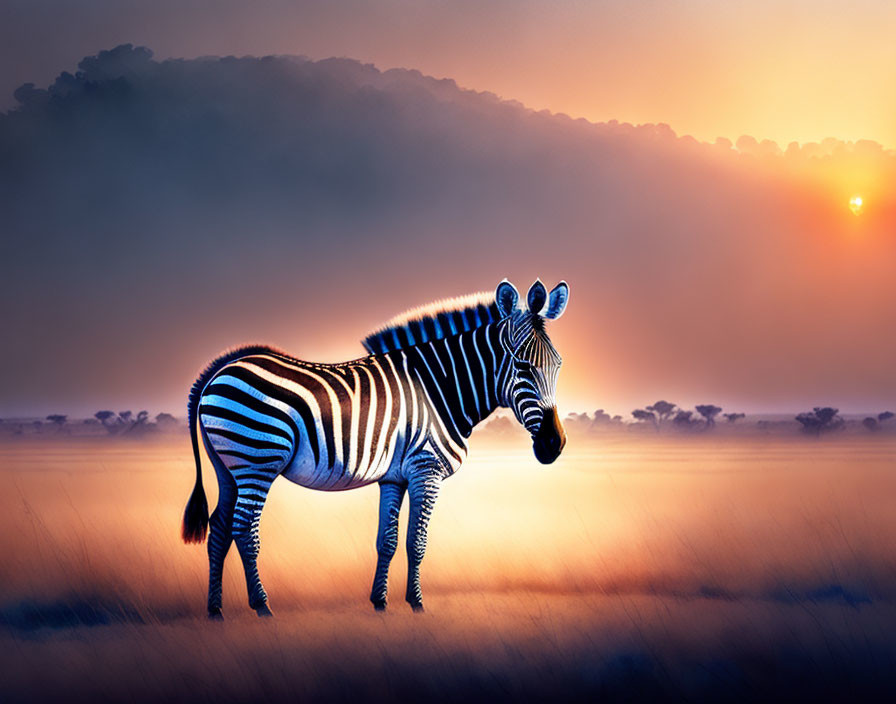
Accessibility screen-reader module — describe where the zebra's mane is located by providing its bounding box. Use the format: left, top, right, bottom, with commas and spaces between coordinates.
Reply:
362, 292, 501, 354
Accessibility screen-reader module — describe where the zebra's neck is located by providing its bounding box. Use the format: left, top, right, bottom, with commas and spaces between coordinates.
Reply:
406, 321, 509, 440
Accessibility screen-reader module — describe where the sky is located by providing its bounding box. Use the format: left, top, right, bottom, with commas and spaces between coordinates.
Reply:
1, 4, 894, 419
2, 0, 895, 148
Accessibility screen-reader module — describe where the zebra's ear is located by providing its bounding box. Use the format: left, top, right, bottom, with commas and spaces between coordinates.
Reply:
495, 279, 519, 318
544, 281, 569, 319
527, 279, 547, 315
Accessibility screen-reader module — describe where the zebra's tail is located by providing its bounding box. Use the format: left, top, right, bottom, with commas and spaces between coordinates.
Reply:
181, 345, 277, 544
181, 392, 209, 543
181, 365, 211, 544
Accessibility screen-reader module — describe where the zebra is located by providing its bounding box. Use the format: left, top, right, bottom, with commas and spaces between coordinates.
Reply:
181, 278, 569, 617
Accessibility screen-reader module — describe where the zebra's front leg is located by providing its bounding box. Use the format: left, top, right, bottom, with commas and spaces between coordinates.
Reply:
405, 471, 441, 612
369, 481, 407, 611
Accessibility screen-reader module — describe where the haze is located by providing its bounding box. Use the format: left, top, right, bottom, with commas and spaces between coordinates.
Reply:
1, 43, 893, 417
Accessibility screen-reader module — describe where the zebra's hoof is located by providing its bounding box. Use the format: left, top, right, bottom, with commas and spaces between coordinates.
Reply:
208, 608, 224, 621
409, 602, 425, 613
255, 604, 274, 618
371, 599, 387, 612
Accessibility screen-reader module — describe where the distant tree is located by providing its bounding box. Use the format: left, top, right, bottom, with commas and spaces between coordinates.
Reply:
592, 409, 613, 425
155, 412, 178, 429
121, 410, 151, 436
862, 417, 879, 432
814, 407, 841, 427
46, 414, 67, 430
695, 404, 723, 427
795, 407, 844, 436
95, 410, 116, 425
646, 400, 677, 426
632, 409, 658, 430
795, 412, 822, 435
723, 412, 745, 424
672, 410, 700, 430
94, 410, 123, 434
879, 411, 895, 423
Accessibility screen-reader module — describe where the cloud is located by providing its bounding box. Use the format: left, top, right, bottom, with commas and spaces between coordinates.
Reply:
1, 45, 895, 415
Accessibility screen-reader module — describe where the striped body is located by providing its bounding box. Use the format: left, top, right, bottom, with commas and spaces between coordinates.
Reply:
198, 323, 506, 492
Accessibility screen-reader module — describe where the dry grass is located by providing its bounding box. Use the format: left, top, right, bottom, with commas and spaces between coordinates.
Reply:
2, 434, 895, 702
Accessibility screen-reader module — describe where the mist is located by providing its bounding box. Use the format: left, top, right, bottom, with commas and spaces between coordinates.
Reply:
2, 45, 894, 416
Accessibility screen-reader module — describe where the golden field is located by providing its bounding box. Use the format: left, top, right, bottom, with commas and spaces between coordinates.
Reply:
2, 432, 896, 702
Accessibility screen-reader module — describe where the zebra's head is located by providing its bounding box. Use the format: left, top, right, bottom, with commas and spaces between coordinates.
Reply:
496, 279, 569, 464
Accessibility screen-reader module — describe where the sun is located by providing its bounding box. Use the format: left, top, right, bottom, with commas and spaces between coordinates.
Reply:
848, 195, 864, 215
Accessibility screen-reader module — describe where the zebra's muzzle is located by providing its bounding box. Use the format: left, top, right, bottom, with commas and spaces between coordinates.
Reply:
532, 406, 566, 464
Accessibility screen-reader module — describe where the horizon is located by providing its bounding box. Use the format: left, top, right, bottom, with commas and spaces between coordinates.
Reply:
4, 406, 893, 424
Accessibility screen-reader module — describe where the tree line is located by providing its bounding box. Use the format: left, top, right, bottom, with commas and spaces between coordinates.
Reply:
5, 404, 896, 439
483, 401, 895, 437
0, 411, 182, 436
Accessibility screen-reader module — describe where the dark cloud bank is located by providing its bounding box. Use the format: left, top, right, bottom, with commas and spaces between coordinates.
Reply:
1, 45, 894, 415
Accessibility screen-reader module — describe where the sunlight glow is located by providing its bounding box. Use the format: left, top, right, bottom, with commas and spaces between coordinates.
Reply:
849, 195, 864, 215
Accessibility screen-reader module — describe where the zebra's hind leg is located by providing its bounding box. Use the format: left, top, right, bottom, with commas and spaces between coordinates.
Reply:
207, 469, 237, 620
231, 470, 277, 617
203, 434, 238, 620
370, 481, 407, 611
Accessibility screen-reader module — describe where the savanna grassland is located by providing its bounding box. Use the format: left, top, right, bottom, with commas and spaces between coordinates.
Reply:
2, 432, 896, 702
